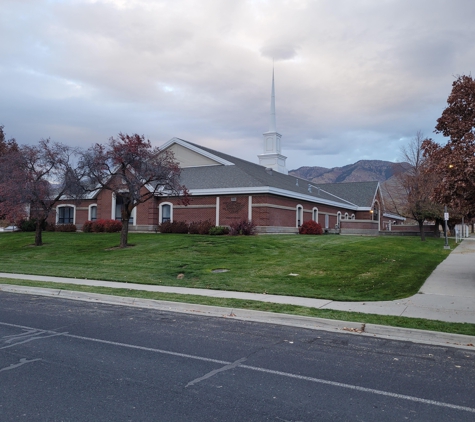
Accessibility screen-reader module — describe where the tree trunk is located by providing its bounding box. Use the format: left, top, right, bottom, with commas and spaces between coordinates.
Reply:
120, 219, 129, 248
35, 219, 43, 246
418, 219, 426, 241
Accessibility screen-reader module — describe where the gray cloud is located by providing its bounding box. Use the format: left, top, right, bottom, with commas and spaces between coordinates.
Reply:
260, 44, 300, 61
0, 0, 473, 170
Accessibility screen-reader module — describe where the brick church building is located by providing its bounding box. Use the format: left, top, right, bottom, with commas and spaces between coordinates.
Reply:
53, 71, 396, 235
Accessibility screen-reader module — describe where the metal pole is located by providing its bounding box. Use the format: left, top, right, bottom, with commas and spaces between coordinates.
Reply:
444, 205, 450, 249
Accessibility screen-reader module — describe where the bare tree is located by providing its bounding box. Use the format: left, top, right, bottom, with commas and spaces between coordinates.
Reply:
385, 131, 441, 241
0, 139, 85, 246
80, 133, 188, 248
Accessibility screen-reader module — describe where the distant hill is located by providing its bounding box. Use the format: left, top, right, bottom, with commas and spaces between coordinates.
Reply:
289, 160, 410, 184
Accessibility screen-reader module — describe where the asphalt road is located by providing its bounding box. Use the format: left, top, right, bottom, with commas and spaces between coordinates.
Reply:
1, 291, 474, 421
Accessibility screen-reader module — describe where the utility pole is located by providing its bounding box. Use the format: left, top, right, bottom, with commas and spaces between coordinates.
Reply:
444, 205, 450, 250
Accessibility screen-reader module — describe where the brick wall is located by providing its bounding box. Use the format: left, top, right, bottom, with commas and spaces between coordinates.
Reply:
340, 220, 379, 235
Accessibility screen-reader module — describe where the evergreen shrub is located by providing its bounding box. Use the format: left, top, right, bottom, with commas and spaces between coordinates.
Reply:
18, 219, 46, 232
208, 226, 230, 235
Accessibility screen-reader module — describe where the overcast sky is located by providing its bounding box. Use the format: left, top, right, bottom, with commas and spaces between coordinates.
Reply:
1, 0, 473, 170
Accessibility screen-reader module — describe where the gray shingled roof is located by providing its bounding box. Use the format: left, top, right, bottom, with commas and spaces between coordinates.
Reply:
173, 140, 379, 209
313, 181, 380, 208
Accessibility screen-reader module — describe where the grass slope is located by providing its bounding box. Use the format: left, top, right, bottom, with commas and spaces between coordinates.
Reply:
1, 279, 474, 337
0, 232, 453, 301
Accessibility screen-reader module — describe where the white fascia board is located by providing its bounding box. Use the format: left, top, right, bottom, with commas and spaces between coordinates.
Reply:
175, 186, 359, 210
383, 212, 406, 221
144, 183, 156, 193
83, 190, 101, 200
160, 137, 235, 166
372, 182, 383, 208
59, 189, 100, 201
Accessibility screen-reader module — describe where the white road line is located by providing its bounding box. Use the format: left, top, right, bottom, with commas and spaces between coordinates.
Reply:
1, 320, 474, 413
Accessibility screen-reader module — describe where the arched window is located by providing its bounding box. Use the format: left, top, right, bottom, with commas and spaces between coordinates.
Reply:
344, 212, 349, 220
296, 205, 303, 227
56, 205, 75, 224
337, 211, 341, 226
112, 194, 135, 224
312, 207, 318, 222
351, 214, 355, 220
88, 204, 97, 221
159, 202, 173, 223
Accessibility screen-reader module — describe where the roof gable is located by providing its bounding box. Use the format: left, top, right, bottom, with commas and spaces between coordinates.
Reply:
161, 138, 234, 168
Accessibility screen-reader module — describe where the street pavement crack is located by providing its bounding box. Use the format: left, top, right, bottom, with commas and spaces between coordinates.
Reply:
0, 358, 42, 373
185, 357, 247, 388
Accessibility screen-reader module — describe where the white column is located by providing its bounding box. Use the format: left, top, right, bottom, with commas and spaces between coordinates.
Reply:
248, 196, 252, 221
216, 197, 220, 226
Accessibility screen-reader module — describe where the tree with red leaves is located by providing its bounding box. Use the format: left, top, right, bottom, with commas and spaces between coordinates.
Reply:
80, 133, 188, 248
0, 125, 18, 156
422, 75, 475, 216
24, 140, 83, 246
0, 126, 23, 223
0, 138, 85, 245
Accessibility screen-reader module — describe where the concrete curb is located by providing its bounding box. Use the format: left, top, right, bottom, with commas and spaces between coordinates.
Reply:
1, 284, 474, 351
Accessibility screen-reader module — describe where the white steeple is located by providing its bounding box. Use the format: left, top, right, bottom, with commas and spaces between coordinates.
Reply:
269, 67, 277, 132
258, 67, 288, 174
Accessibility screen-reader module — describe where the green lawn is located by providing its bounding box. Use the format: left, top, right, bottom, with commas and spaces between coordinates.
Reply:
0, 232, 454, 301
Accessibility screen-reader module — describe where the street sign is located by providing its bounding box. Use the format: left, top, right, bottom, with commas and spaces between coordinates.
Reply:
444, 212, 449, 221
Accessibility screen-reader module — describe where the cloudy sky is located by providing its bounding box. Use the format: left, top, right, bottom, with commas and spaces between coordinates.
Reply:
1, 0, 474, 170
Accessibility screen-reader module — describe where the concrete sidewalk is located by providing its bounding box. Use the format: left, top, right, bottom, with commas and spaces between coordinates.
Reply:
1, 238, 474, 324
318, 238, 475, 324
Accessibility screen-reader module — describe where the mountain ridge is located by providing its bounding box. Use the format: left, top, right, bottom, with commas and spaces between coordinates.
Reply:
289, 159, 408, 184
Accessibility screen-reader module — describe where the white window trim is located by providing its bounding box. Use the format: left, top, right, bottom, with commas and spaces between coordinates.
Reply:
312, 207, 318, 222
296, 204, 303, 228
56, 204, 76, 225
88, 204, 97, 221
159, 202, 173, 224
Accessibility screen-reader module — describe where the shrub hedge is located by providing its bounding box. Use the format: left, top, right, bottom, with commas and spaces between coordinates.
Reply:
45, 223, 77, 232
229, 219, 256, 236
299, 220, 323, 235
158, 220, 231, 235
188, 220, 214, 235
82, 219, 122, 233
